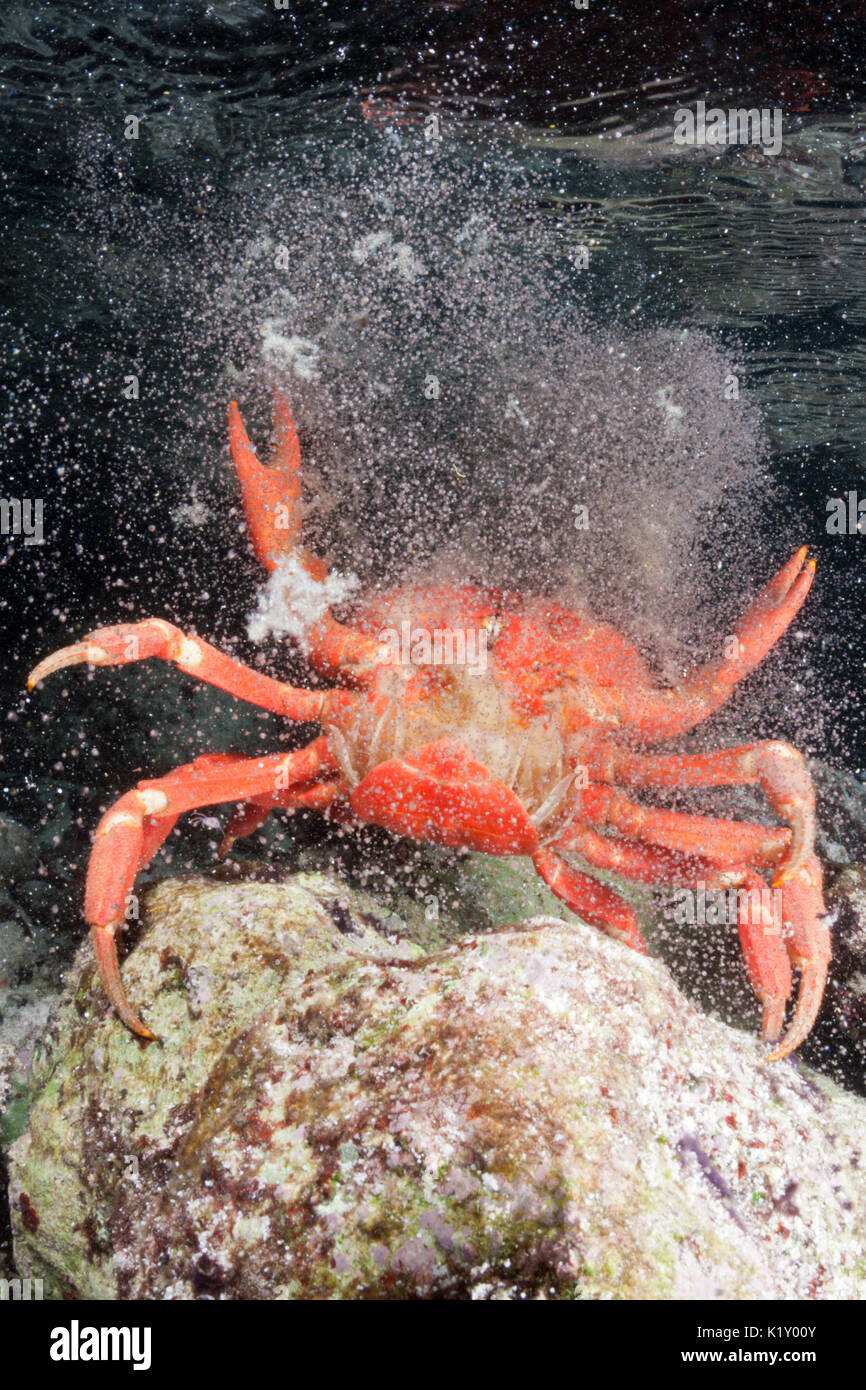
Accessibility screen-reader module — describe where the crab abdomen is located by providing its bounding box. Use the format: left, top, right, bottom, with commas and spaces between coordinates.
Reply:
321, 586, 651, 843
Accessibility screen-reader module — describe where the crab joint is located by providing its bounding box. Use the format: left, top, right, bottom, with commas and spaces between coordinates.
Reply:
94, 789, 169, 839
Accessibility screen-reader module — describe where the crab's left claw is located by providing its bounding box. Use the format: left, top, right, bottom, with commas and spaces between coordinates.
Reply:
228, 395, 316, 574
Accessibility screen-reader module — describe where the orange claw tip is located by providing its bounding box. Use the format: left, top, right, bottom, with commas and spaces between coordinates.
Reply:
126, 1018, 159, 1043
91, 924, 159, 1042
765, 1033, 804, 1064
27, 658, 58, 690
226, 400, 247, 439
764, 961, 827, 1063
760, 998, 786, 1045
27, 643, 97, 688
27, 653, 68, 688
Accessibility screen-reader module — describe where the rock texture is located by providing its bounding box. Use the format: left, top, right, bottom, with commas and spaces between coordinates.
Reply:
816, 864, 866, 1067
7, 872, 866, 1300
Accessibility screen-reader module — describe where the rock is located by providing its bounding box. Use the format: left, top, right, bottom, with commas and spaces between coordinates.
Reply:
0, 909, 67, 1097
0, 995, 58, 1100
811, 761, 866, 868
803, 864, 866, 1084
0, 819, 37, 884
0, 918, 34, 986
0, 1046, 13, 1124
7, 871, 866, 1300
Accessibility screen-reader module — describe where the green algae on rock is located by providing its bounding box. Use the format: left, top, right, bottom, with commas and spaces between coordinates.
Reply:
7, 872, 866, 1299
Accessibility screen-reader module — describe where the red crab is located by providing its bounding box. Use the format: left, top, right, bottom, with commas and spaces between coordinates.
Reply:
28, 394, 830, 1059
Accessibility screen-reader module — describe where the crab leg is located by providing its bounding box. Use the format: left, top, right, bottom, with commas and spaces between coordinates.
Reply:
584, 741, 814, 884
557, 820, 702, 880
533, 849, 647, 951
28, 619, 327, 721
616, 548, 815, 738
578, 783, 791, 872
86, 739, 339, 1038
554, 817, 828, 1061
217, 777, 345, 858
761, 853, 829, 1060
556, 824, 793, 1045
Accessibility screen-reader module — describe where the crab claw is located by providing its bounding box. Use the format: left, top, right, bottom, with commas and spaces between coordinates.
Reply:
738, 856, 829, 1062
90, 924, 158, 1041
28, 639, 113, 688
351, 740, 540, 855
227, 395, 304, 573
27, 621, 183, 690
766, 856, 830, 1062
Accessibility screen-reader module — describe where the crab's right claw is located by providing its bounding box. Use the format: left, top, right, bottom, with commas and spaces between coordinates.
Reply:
766, 856, 830, 1062
740, 854, 830, 1062
729, 547, 816, 683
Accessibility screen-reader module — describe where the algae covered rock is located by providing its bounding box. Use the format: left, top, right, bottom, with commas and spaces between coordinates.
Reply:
7, 871, 866, 1300
808, 864, 866, 1074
